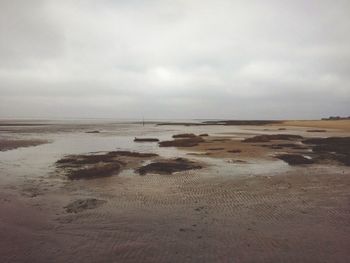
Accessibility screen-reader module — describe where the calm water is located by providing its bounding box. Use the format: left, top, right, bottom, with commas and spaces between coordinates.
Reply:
0, 120, 314, 185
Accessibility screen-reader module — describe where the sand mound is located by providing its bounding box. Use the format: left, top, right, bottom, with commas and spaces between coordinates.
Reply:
173, 133, 197, 138
106, 151, 158, 158
207, 148, 224, 151
134, 138, 159, 142
227, 149, 242, 153
65, 163, 122, 180
307, 129, 326, 132
56, 151, 159, 179
159, 136, 205, 147
136, 158, 202, 175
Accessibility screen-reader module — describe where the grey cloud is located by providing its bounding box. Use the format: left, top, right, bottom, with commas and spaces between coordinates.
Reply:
0, 0, 349, 119
0, 0, 63, 68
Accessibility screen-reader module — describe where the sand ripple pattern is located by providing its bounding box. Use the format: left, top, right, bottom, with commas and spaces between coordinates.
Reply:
2, 167, 350, 263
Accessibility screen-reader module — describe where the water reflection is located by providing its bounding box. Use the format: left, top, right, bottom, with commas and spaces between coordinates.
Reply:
1, 121, 344, 185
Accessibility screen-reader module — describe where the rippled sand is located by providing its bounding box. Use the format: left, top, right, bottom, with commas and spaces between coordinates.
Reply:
1, 120, 350, 263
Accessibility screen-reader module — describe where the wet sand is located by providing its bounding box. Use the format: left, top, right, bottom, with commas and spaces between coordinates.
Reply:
0, 138, 49, 151
1, 120, 350, 262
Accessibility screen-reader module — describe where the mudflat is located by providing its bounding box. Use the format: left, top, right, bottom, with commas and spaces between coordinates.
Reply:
1, 120, 350, 263
0, 138, 49, 151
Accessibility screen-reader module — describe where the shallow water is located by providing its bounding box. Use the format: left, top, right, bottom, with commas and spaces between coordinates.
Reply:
1, 120, 349, 185
0, 121, 291, 183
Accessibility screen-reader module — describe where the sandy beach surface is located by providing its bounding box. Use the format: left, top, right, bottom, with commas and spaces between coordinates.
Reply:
278, 120, 350, 131
1, 120, 350, 263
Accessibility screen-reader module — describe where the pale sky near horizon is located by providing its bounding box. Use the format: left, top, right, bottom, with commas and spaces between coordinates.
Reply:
0, 0, 349, 120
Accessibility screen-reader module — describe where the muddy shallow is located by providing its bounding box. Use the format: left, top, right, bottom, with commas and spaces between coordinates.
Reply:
1, 120, 350, 263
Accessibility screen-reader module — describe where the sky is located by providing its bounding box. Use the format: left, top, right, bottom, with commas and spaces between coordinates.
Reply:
0, 0, 349, 120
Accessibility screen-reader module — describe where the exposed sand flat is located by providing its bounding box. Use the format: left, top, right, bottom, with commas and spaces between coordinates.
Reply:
180, 135, 311, 161
1, 121, 350, 262
1, 167, 350, 263
182, 136, 274, 160
279, 120, 350, 131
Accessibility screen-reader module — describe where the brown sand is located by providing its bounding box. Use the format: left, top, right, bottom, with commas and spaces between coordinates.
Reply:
1, 122, 350, 262
181, 134, 350, 166
181, 136, 280, 160
1, 167, 350, 263
279, 120, 350, 131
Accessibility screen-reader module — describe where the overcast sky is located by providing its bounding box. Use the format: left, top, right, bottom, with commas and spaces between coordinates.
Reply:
0, 0, 349, 120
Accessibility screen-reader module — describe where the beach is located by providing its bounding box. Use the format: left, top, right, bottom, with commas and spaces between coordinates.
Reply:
1, 120, 350, 262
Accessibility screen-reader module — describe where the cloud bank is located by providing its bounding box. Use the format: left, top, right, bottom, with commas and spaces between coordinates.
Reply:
1, 0, 349, 119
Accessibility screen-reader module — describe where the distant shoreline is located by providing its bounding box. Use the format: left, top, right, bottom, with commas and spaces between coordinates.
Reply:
1, 119, 350, 131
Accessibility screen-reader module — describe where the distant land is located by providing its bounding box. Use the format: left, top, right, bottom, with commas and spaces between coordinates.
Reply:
322, 116, 350, 120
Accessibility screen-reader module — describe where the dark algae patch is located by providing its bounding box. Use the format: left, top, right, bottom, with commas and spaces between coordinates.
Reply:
274, 137, 350, 166
227, 149, 242, 153
302, 137, 350, 166
56, 151, 158, 179
307, 129, 326, 132
136, 158, 202, 175
302, 137, 350, 153
274, 143, 299, 148
159, 136, 205, 147
134, 137, 159, 142
260, 143, 301, 149
243, 134, 303, 143
65, 163, 122, 180
86, 130, 100, 133
276, 154, 314, 165
207, 148, 225, 151
106, 151, 158, 158
173, 133, 197, 138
